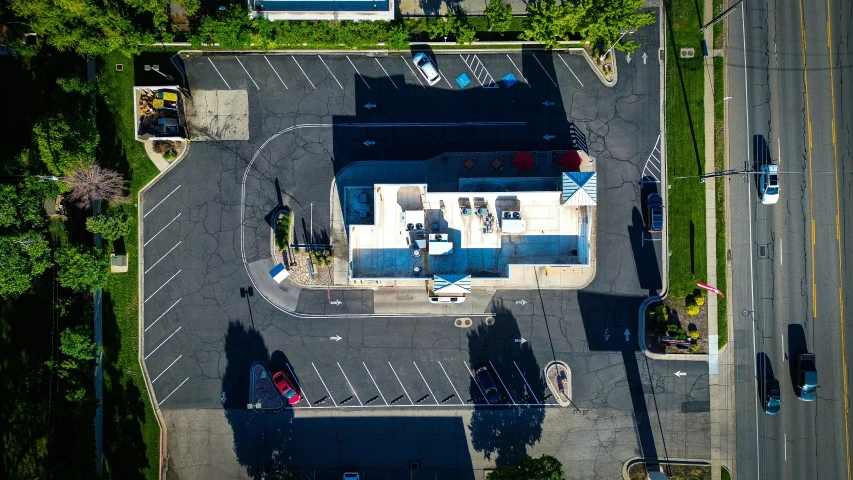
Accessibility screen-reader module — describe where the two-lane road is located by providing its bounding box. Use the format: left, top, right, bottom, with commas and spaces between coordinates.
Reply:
727, 0, 853, 478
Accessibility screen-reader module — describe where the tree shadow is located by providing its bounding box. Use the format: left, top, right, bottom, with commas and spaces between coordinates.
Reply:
466, 299, 545, 466
628, 206, 663, 296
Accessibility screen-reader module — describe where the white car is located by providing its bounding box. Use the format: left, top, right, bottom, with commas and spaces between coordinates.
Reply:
759, 164, 779, 205
412, 53, 441, 86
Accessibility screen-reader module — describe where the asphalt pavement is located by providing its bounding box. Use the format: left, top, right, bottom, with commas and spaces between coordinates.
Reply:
727, 0, 853, 478
136, 32, 704, 478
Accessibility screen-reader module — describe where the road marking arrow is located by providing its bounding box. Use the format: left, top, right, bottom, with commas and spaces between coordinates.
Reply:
330, 300, 342, 306
330, 335, 342, 341
675, 371, 686, 377
542, 101, 555, 107
515, 299, 528, 305
364, 103, 377, 109
515, 338, 527, 345
642, 52, 648, 65
626, 52, 632, 64
603, 329, 610, 341
363, 140, 375, 146
624, 329, 631, 341
543, 134, 555, 141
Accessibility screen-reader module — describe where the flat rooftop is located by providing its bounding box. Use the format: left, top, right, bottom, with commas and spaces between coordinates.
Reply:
349, 184, 590, 279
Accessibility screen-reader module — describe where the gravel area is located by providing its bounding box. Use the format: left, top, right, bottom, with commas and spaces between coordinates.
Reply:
546, 363, 570, 404
251, 363, 283, 411
281, 250, 333, 287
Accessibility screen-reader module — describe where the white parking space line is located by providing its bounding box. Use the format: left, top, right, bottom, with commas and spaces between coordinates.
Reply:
438, 361, 464, 405
145, 241, 181, 274
373, 58, 398, 89
464, 361, 487, 400
311, 362, 337, 406
264, 56, 288, 89
207, 58, 231, 90
146, 298, 181, 332
489, 360, 516, 405
144, 270, 181, 303
346, 56, 370, 89
337, 362, 363, 406
158, 377, 189, 406
557, 54, 584, 87
318, 56, 344, 89
144, 185, 181, 218
413, 362, 439, 405
506, 54, 531, 88
514, 361, 540, 404
460, 54, 498, 88
291, 56, 316, 89
145, 326, 182, 360
152, 355, 182, 383
388, 362, 413, 404
363, 362, 388, 405
530, 54, 558, 88
143, 212, 181, 247
285, 363, 311, 407
235, 57, 259, 90
400, 55, 425, 88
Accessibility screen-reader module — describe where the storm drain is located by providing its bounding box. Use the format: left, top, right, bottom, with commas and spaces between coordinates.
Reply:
758, 244, 768, 259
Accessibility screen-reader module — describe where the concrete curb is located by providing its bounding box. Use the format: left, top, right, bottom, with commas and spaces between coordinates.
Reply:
621, 457, 713, 480
581, 48, 617, 87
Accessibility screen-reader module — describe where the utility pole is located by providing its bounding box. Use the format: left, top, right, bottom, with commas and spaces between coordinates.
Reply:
700, 0, 745, 33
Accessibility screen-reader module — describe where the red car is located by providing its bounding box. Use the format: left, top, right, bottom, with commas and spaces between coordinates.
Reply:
272, 371, 302, 405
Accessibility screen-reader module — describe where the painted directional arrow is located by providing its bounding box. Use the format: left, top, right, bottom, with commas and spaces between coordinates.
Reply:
330, 300, 342, 306
363, 140, 375, 146
330, 335, 342, 342
642, 52, 648, 64
515, 299, 528, 305
542, 101, 555, 107
624, 329, 631, 341
674, 371, 686, 377
603, 329, 610, 341
515, 337, 528, 345
543, 134, 555, 141
626, 52, 632, 64
364, 103, 377, 109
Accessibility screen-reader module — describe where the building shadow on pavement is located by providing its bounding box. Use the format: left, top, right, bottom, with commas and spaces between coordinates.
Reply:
466, 299, 545, 466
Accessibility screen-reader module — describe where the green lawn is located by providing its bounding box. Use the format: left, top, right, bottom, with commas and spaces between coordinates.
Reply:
97, 52, 161, 480
713, 56, 727, 349
665, 0, 707, 297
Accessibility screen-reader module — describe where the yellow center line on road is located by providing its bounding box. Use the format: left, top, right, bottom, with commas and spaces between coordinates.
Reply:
799, 0, 818, 320
825, 0, 851, 476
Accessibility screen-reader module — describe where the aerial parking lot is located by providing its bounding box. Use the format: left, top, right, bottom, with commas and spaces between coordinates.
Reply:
138, 34, 708, 479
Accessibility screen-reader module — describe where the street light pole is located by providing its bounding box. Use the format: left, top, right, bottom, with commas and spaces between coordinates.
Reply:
600, 28, 635, 62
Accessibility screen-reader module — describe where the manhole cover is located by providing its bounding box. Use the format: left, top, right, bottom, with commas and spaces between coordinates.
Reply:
484, 316, 495, 326
454, 318, 473, 328
680, 48, 695, 58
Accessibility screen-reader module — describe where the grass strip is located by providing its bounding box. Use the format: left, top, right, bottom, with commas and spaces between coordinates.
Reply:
97, 52, 161, 480
665, 0, 707, 297
713, 56, 727, 349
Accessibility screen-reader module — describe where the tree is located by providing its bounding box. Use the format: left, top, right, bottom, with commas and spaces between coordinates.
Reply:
0, 232, 52, 298
32, 112, 99, 176
46, 325, 99, 404
55, 245, 109, 292
86, 209, 131, 241
572, 0, 655, 54
63, 163, 128, 210
484, 0, 513, 33
0, 185, 18, 229
487, 455, 564, 480
520, 0, 572, 49
386, 23, 411, 50
0, 177, 61, 231
57, 76, 97, 95
188, 6, 255, 49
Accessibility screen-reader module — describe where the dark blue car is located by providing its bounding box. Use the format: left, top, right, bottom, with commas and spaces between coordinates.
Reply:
647, 193, 664, 232
474, 365, 502, 404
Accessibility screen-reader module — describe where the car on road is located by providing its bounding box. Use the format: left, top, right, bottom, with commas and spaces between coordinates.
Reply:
473, 365, 502, 403
796, 353, 817, 401
763, 378, 781, 415
272, 370, 302, 405
412, 53, 441, 86
759, 163, 780, 205
647, 193, 664, 232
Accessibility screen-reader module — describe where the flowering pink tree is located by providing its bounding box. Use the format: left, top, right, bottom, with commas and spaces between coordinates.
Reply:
63, 163, 128, 209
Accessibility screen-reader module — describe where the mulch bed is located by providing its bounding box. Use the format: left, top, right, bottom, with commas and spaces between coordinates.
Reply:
645, 294, 709, 355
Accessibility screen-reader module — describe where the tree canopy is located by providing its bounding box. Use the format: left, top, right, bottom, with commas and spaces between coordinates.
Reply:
55, 245, 109, 292
86, 209, 131, 241
484, 0, 514, 33
32, 112, 99, 176
487, 455, 564, 480
0, 232, 52, 298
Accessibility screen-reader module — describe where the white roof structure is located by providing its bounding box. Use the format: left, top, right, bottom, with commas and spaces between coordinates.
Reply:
562, 172, 597, 206
433, 274, 472, 294
269, 263, 290, 283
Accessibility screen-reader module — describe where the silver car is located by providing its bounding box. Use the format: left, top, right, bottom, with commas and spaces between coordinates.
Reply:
412, 53, 441, 86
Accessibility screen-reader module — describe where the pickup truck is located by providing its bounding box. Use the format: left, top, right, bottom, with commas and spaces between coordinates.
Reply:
797, 353, 817, 401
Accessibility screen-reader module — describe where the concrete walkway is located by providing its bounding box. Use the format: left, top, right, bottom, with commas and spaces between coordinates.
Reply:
703, 0, 736, 478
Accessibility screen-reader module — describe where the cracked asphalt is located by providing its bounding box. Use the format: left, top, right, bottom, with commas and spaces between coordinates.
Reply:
140, 18, 709, 479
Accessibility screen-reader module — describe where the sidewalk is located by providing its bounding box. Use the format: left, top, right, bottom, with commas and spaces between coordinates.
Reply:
703, 0, 736, 477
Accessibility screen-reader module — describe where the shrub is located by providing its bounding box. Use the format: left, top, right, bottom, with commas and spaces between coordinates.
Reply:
275, 210, 291, 250
693, 290, 706, 306
152, 140, 179, 156
651, 304, 668, 323
688, 330, 700, 340
86, 209, 131, 241
686, 303, 700, 316
310, 248, 333, 267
